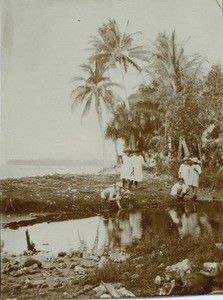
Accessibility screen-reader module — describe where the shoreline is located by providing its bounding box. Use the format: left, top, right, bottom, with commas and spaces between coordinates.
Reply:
1, 171, 223, 298
1, 171, 222, 216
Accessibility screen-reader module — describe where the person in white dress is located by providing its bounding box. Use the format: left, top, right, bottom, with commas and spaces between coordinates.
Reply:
120, 148, 134, 189
129, 150, 146, 189
188, 157, 202, 199
178, 157, 191, 188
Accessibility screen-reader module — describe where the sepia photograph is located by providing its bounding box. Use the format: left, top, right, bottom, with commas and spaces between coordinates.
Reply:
1, 0, 223, 299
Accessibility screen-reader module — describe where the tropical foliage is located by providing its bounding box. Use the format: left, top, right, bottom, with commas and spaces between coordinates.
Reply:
71, 19, 222, 176
71, 61, 122, 160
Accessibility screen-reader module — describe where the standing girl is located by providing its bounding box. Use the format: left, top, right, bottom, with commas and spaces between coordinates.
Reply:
188, 157, 202, 199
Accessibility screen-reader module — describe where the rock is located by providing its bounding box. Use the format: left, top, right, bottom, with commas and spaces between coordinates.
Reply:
24, 258, 42, 268
154, 275, 162, 285
93, 284, 107, 294
31, 279, 46, 287
62, 292, 69, 297
203, 262, 223, 276
2, 257, 10, 263
109, 253, 130, 263
165, 259, 191, 275
215, 243, 223, 250
58, 262, 67, 269
58, 251, 66, 257
67, 250, 74, 258
117, 287, 135, 297
100, 294, 112, 298
53, 282, 63, 288
80, 261, 95, 268
74, 265, 85, 274
69, 263, 79, 269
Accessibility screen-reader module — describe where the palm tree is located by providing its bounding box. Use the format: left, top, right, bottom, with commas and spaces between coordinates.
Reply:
142, 31, 203, 159
89, 19, 149, 109
71, 61, 122, 161
144, 30, 203, 94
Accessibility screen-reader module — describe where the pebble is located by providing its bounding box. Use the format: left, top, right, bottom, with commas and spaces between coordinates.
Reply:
31, 279, 45, 287
2, 257, 10, 263
53, 282, 63, 288
58, 252, 66, 257
58, 262, 67, 269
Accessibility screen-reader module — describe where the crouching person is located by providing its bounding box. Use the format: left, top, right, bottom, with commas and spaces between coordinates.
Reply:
171, 177, 189, 200
100, 182, 125, 209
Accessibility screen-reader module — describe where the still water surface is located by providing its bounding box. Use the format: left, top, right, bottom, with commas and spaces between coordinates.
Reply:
1, 202, 222, 255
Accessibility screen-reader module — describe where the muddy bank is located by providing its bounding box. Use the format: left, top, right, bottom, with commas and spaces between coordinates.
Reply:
1, 171, 222, 218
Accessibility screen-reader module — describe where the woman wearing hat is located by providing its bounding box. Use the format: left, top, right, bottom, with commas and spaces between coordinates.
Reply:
129, 150, 146, 189
120, 148, 133, 190
188, 157, 202, 199
178, 157, 190, 188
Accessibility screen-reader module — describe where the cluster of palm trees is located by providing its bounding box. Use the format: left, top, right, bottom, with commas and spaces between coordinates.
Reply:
70, 19, 204, 162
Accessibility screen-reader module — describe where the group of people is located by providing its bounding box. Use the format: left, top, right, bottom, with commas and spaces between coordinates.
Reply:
100, 152, 202, 210
171, 157, 202, 200
100, 148, 146, 209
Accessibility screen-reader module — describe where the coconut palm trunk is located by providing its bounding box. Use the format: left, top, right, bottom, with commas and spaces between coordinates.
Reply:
97, 111, 107, 162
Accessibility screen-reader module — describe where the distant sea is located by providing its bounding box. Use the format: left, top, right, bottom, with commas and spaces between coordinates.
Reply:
0, 164, 105, 179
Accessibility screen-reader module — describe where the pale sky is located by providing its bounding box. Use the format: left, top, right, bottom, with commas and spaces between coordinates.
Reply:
1, 0, 223, 162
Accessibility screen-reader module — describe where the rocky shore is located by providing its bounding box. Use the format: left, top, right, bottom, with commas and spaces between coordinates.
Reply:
1, 170, 223, 299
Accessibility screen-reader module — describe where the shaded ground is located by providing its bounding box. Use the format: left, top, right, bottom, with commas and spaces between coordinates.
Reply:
1, 170, 223, 299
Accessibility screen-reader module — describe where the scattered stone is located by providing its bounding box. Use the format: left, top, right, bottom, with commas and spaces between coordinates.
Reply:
58, 262, 67, 269
2, 257, 10, 263
203, 262, 223, 276
117, 287, 135, 297
80, 261, 95, 268
58, 252, 66, 257
154, 275, 162, 285
109, 253, 130, 263
165, 259, 191, 275
62, 292, 69, 297
74, 266, 85, 274
93, 284, 107, 294
31, 279, 45, 287
24, 258, 42, 268
215, 243, 223, 250
53, 282, 63, 288
100, 294, 112, 298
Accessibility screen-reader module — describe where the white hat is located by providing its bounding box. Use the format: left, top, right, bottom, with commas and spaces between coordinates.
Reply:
191, 157, 201, 164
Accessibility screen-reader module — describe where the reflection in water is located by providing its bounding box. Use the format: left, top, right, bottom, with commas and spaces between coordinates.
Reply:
168, 202, 219, 238
103, 210, 143, 250
2, 203, 221, 255
1, 210, 143, 255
